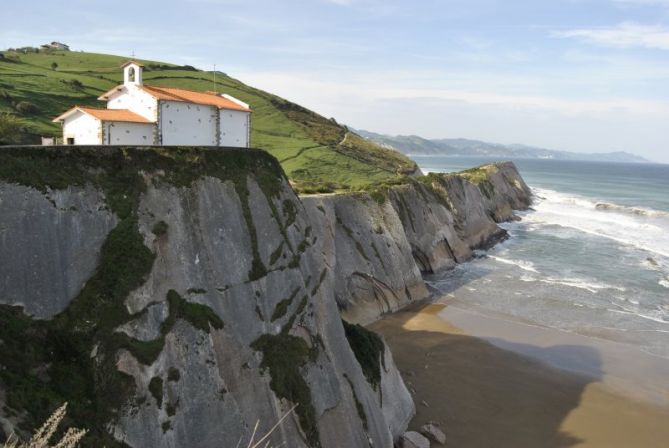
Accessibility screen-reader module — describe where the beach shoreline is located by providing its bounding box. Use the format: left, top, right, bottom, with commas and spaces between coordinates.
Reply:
371, 303, 669, 448
438, 301, 669, 408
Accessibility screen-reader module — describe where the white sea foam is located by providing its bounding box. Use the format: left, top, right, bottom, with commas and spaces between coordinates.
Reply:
488, 255, 540, 273
519, 274, 536, 282
540, 276, 625, 293
608, 307, 669, 325
660, 278, 669, 289
491, 254, 625, 293
526, 188, 669, 259
595, 202, 669, 218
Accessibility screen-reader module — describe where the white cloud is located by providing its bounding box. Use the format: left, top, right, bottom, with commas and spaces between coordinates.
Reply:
554, 22, 669, 50
235, 69, 669, 116
230, 68, 669, 161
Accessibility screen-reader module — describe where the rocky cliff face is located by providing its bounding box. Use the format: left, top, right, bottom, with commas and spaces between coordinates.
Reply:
0, 147, 413, 448
304, 162, 532, 325
0, 147, 529, 447
302, 194, 429, 326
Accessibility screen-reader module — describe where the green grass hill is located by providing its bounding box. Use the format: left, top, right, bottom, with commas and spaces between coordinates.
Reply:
0, 47, 418, 191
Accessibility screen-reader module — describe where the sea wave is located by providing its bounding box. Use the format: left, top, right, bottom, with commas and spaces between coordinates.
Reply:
595, 202, 669, 219
487, 255, 539, 273
526, 188, 669, 259
519, 274, 536, 282
660, 278, 669, 289
512, 269, 625, 293
608, 304, 669, 325
540, 276, 626, 293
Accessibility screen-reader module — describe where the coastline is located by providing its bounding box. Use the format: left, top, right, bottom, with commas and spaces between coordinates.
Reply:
371, 303, 669, 448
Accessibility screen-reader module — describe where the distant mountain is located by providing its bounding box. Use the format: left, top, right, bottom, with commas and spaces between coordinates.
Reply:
355, 130, 651, 164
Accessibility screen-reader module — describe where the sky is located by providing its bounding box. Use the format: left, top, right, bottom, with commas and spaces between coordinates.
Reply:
2, 0, 668, 161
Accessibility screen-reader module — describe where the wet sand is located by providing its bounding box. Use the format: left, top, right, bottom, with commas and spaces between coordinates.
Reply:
371, 304, 669, 448
440, 304, 669, 409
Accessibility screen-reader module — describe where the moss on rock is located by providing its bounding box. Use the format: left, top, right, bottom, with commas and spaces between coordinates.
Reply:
165, 290, 224, 333
342, 320, 385, 390
118, 289, 224, 366
167, 367, 181, 383
251, 333, 320, 447
343, 374, 367, 431
151, 220, 168, 237
149, 377, 164, 408
271, 288, 299, 322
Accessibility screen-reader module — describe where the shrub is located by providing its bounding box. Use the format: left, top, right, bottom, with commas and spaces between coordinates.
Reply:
62, 79, 83, 91
0, 113, 27, 145
14, 101, 38, 115
15, 47, 39, 54
1, 53, 20, 63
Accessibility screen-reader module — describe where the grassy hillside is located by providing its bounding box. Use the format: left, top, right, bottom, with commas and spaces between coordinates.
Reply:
0, 47, 417, 190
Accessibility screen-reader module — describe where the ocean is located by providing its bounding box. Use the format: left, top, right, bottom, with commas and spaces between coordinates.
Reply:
414, 156, 669, 403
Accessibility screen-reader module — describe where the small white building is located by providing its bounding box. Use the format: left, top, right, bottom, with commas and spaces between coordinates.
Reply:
42, 41, 70, 51
53, 61, 251, 147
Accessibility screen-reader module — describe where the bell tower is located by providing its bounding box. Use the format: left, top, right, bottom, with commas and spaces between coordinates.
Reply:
122, 60, 144, 86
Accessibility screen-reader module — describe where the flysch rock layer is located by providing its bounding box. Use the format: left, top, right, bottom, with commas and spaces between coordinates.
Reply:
304, 161, 532, 325
111, 176, 414, 447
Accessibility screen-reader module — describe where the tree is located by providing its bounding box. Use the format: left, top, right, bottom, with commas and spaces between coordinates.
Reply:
51, 61, 58, 70
0, 113, 26, 145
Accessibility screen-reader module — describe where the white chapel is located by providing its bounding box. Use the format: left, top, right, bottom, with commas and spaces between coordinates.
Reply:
53, 61, 251, 147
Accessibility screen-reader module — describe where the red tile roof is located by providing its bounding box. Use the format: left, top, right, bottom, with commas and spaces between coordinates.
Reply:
53, 106, 154, 123
97, 83, 250, 112
138, 85, 251, 112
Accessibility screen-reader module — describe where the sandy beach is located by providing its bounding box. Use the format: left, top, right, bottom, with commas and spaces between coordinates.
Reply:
371, 303, 669, 448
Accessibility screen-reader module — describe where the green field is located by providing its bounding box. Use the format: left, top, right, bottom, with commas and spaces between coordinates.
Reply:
0, 48, 418, 189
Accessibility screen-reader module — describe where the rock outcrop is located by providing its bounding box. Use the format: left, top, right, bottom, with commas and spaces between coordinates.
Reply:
0, 147, 529, 447
420, 423, 446, 445
400, 431, 431, 448
302, 194, 428, 325
304, 162, 531, 324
